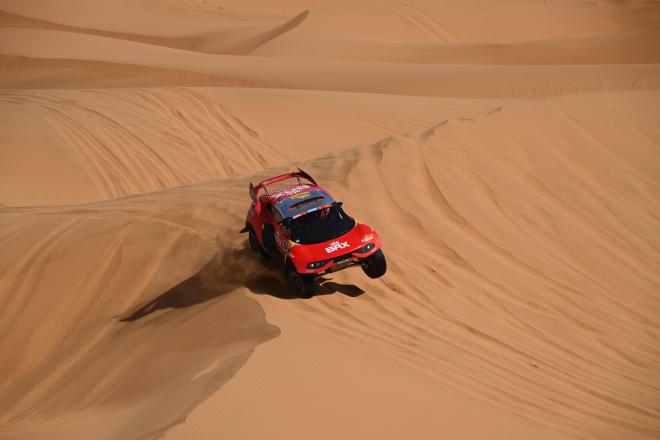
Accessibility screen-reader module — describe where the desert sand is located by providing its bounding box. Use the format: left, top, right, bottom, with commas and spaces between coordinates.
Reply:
0, 1, 659, 439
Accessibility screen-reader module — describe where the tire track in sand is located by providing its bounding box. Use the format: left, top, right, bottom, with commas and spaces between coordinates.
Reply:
266, 98, 660, 440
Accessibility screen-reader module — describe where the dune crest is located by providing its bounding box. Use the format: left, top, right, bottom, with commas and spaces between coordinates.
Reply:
0, 9, 309, 56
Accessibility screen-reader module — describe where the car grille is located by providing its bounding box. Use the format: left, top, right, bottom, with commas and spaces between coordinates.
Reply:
331, 251, 354, 263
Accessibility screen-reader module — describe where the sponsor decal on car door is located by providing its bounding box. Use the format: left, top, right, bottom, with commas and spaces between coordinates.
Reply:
275, 229, 289, 253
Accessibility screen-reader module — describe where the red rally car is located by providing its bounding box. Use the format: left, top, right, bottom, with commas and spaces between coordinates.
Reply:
240, 169, 387, 298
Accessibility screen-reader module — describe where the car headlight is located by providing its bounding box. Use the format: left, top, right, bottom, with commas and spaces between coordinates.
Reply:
356, 243, 375, 253
307, 260, 328, 269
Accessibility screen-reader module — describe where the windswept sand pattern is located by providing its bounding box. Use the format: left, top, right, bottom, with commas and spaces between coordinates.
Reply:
387, 4, 460, 44
262, 94, 660, 439
1, 96, 659, 438
0, 88, 286, 204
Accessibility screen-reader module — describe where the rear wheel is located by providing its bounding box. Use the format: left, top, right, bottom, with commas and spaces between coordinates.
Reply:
287, 266, 316, 299
248, 226, 268, 258
248, 227, 259, 253
362, 249, 387, 278
262, 223, 277, 255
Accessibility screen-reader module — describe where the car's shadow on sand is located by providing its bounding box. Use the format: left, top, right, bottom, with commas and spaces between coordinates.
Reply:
247, 274, 364, 299
121, 244, 364, 321
245, 251, 365, 300
120, 245, 255, 321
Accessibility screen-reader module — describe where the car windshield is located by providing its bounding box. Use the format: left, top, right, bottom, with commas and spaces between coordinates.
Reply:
288, 203, 355, 244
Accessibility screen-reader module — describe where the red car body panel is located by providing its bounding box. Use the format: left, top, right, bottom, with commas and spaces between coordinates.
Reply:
244, 170, 381, 276
286, 223, 381, 274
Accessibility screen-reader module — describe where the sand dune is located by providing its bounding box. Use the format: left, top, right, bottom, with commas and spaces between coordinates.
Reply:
250, 3, 660, 63
168, 94, 660, 439
3, 28, 660, 95
0, 88, 286, 205
0, 9, 309, 55
0, 54, 257, 89
3, 92, 659, 439
0, 87, 502, 205
0, 0, 294, 38
0, 183, 279, 439
1, 0, 659, 439
253, 30, 660, 65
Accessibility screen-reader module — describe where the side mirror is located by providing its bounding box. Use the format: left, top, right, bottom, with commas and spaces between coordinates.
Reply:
337, 201, 343, 207
249, 182, 257, 202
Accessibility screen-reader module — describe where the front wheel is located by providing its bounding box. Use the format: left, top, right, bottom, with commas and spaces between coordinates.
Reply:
362, 249, 387, 278
287, 266, 316, 299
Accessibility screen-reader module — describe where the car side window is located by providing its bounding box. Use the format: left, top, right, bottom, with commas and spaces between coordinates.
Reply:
273, 209, 283, 224
274, 209, 293, 237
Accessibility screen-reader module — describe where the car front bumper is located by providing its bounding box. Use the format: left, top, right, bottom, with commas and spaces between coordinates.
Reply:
302, 247, 378, 276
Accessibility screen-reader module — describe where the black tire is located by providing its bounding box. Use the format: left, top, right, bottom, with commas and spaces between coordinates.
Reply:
248, 226, 268, 258
287, 266, 316, 299
362, 249, 387, 278
248, 227, 260, 253
262, 223, 277, 255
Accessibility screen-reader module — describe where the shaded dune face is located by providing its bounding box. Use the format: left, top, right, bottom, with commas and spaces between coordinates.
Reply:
1, 0, 660, 439
0, 9, 310, 55
0, 188, 279, 439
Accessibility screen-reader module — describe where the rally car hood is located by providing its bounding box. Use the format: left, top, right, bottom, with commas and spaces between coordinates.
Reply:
288, 223, 380, 269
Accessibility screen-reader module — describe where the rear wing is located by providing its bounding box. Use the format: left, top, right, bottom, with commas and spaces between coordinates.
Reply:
249, 168, 317, 203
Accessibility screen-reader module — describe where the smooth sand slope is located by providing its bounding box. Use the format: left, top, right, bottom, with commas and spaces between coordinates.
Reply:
1, 1, 659, 439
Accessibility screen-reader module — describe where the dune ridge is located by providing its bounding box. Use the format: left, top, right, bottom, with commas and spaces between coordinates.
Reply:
0, 9, 310, 55
2, 27, 660, 95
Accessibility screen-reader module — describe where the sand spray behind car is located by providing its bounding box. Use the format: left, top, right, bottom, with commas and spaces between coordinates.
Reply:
192, 240, 283, 301
120, 238, 282, 321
